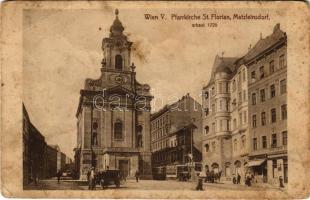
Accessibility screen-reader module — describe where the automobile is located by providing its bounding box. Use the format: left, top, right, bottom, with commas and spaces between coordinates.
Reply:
99, 169, 121, 189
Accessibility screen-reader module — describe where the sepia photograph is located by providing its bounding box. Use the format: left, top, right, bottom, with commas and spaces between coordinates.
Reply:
1, 1, 309, 198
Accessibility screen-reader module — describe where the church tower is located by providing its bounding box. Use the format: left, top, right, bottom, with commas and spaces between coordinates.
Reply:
75, 9, 153, 180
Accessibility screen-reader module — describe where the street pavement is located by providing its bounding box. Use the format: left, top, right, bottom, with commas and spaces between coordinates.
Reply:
24, 178, 283, 191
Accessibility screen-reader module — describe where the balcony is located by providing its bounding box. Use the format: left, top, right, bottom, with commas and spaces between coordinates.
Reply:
250, 145, 287, 157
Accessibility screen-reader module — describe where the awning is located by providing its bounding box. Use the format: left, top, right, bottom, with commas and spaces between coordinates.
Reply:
246, 159, 266, 167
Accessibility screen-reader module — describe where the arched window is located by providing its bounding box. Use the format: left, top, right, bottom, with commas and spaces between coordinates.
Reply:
204, 126, 209, 134
234, 160, 241, 175
204, 144, 209, 152
115, 54, 123, 70
211, 163, 219, 173
225, 162, 231, 177
137, 125, 143, 148
204, 91, 209, 99
114, 120, 123, 140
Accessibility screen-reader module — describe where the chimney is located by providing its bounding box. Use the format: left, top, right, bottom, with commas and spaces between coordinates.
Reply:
273, 23, 280, 33
248, 44, 252, 51
260, 32, 262, 39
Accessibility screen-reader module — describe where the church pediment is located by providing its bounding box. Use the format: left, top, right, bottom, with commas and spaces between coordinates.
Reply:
105, 85, 135, 97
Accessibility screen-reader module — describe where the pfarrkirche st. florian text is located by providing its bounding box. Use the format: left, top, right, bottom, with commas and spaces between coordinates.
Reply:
144, 13, 270, 21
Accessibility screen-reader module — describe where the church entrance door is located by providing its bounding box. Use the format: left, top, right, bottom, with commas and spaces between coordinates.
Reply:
119, 160, 129, 179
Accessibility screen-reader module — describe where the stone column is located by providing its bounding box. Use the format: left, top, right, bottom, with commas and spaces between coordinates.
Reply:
267, 159, 273, 183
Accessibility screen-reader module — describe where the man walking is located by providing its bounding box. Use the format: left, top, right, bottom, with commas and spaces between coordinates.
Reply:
237, 173, 241, 184
56, 170, 62, 184
135, 170, 140, 182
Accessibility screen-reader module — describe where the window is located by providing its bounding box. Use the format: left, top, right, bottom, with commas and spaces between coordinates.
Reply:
261, 112, 266, 126
239, 113, 242, 125
260, 89, 265, 102
220, 120, 223, 131
252, 93, 256, 105
232, 98, 236, 108
204, 126, 209, 134
270, 84, 276, 98
212, 123, 215, 133
242, 69, 246, 82
279, 54, 285, 68
251, 71, 256, 82
280, 79, 286, 94
252, 115, 257, 128
253, 138, 257, 150
115, 55, 123, 70
232, 80, 236, 92
225, 82, 229, 92
212, 142, 216, 152
259, 66, 265, 79
243, 111, 247, 123
271, 133, 277, 148
211, 87, 215, 95
219, 100, 222, 110
219, 83, 222, 93
238, 92, 242, 104
205, 144, 209, 152
212, 104, 216, 113
272, 160, 277, 178
234, 139, 237, 151
204, 108, 209, 116
282, 131, 287, 146
204, 91, 209, 99
281, 104, 287, 120
262, 136, 267, 149
243, 90, 247, 101
114, 120, 123, 140
271, 108, 277, 123
233, 119, 237, 129
241, 135, 246, 149
269, 60, 275, 74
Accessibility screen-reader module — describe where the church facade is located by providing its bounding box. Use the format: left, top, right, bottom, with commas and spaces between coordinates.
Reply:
75, 9, 153, 180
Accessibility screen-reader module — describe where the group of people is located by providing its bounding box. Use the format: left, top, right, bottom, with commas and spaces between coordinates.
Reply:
232, 173, 242, 185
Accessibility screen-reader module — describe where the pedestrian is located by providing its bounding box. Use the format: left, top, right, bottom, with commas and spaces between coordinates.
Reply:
56, 170, 61, 184
135, 170, 140, 183
279, 176, 284, 188
237, 173, 241, 184
196, 172, 204, 191
90, 167, 96, 190
87, 169, 91, 190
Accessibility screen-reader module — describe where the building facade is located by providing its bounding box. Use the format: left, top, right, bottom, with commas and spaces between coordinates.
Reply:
23, 104, 47, 186
202, 56, 250, 182
151, 94, 202, 172
75, 9, 153, 180
246, 23, 287, 184
201, 23, 287, 185
45, 144, 58, 178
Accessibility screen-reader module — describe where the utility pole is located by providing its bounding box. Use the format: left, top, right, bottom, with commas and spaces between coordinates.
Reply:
90, 103, 94, 167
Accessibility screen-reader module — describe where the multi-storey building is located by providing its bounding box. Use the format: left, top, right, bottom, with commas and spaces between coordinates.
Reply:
45, 144, 58, 178
246, 23, 287, 184
202, 55, 249, 182
23, 104, 47, 186
75, 9, 153, 180
201, 23, 287, 185
151, 94, 202, 171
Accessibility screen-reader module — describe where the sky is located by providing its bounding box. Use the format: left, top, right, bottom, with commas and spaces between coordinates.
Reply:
22, 7, 286, 158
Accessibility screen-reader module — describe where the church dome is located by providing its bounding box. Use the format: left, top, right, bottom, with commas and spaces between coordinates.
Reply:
110, 9, 124, 35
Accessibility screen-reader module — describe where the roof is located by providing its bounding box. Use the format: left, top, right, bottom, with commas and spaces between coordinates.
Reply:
244, 23, 286, 63
207, 56, 239, 87
150, 94, 201, 120
205, 23, 286, 88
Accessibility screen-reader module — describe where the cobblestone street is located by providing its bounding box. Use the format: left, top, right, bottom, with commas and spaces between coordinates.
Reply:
24, 178, 283, 192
